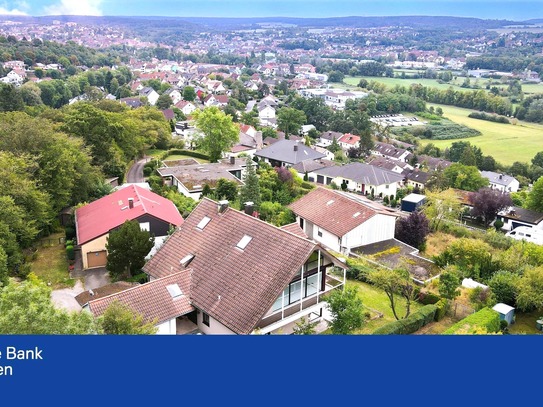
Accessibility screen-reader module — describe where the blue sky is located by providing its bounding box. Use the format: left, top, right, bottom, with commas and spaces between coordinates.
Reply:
0, 1, 542, 21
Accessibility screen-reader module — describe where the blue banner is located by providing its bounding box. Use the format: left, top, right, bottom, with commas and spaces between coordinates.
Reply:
0, 335, 538, 404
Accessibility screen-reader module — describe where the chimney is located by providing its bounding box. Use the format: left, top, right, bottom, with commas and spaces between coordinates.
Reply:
218, 200, 229, 214
294, 141, 299, 152
128, 198, 134, 209
230, 156, 236, 165
244, 201, 254, 216
499, 174, 503, 179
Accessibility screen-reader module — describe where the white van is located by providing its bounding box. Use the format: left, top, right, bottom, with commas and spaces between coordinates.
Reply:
505, 226, 543, 245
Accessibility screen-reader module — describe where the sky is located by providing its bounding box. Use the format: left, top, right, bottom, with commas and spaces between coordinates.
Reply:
0, 0, 542, 21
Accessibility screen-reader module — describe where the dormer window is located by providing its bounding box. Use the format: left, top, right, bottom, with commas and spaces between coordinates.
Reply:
180, 253, 195, 267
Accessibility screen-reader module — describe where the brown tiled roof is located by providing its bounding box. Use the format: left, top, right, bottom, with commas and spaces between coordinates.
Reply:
143, 198, 317, 334
280, 222, 308, 239
87, 270, 194, 325
288, 187, 382, 237
75, 282, 140, 306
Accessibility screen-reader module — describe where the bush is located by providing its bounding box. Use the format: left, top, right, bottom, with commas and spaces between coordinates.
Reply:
65, 226, 76, 240
435, 299, 449, 321
493, 219, 504, 230
65, 240, 73, 247
66, 245, 75, 261
418, 291, 441, 305
161, 149, 210, 161
372, 305, 437, 334
468, 111, 510, 124
300, 181, 313, 190
143, 166, 153, 176
444, 307, 501, 334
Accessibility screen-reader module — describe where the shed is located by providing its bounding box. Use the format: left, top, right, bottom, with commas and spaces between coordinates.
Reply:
492, 303, 515, 325
401, 193, 426, 213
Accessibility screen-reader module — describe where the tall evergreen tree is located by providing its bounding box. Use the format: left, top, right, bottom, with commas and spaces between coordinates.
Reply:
239, 157, 261, 209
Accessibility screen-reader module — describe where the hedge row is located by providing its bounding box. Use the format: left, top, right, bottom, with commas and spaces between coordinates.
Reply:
435, 299, 449, 321
443, 307, 500, 334
468, 111, 510, 124
418, 291, 441, 305
372, 304, 437, 335
160, 149, 210, 161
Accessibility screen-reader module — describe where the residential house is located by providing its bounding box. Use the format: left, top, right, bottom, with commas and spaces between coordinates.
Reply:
230, 128, 263, 158
317, 131, 343, 148
367, 156, 413, 175
164, 88, 182, 105
405, 169, 432, 191
175, 100, 197, 116
203, 94, 229, 107
289, 187, 398, 253
416, 155, 453, 172
255, 139, 326, 167
157, 157, 252, 200
139, 87, 160, 106
120, 97, 144, 108
140, 198, 347, 334
162, 109, 175, 121
75, 185, 184, 270
292, 159, 336, 181
338, 133, 360, 151
311, 162, 405, 197
496, 206, 543, 232
480, 171, 520, 193
83, 271, 194, 335
371, 141, 413, 163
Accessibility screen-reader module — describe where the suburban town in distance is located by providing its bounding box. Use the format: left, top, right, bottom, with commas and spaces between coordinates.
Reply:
2, 0, 543, 337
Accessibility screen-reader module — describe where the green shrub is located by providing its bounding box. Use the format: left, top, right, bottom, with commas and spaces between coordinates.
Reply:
65, 239, 73, 247
65, 226, 76, 240
301, 181, 313, 190
435, 299, 449, 321
128, 272, 148, 284
444, 307, 501, 334
161, 149, 210, 160
468, 111, 510, 124
372, 305, 437, 334
418, 291, 441, 305
66, 245, 75, 261
143, 166, 153, 176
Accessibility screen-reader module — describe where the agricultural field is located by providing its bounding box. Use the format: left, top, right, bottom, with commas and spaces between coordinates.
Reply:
418, 104, 543, 166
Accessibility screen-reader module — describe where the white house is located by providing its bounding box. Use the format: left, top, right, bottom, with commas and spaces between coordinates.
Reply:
289, 187, 398, 254
480, 171, 520, 193
139, 86, 160, 106
497, 206, 543, 231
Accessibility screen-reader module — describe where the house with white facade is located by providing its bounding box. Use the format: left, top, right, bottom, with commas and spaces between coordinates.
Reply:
255, 139, 326, 167
139, 86, 160, 106
480, 171, 520, 193
371, 141, 413, 163
289, 187, 398, 254
113, 198, 348, 335
311, 162, 404, 197
496, 206, 543, 232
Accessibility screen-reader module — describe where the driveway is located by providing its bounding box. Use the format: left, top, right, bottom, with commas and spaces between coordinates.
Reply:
83, 267, 111, 290
126, 157, 149, 183
51, 279, 85, 312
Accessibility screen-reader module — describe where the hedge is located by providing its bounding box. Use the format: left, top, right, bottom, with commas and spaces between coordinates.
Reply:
418, 291, 441, 305
443, 307, 500, 334
372, 304, 437, 335
66, 245, 75, 261
160, 149, 210, 161
435, 299, 449, 321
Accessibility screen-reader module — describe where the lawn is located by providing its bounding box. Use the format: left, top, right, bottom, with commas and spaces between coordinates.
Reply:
418, 104, 543, 165
509, 309, 543, 335
346, 280, 424, 334
144, 148, 168, 158
29, 232, 75, 289
163, 154, 209, 163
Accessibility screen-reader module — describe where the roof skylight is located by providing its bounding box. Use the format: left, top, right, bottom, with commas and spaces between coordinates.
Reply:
166, 284, 183, 298
196, 216, 211, 230
236, 235, 253, 250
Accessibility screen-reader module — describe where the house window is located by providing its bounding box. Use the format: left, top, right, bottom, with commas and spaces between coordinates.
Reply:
203, 312, 210, 327
196, 216, 211, 230
385, 184, 389, 189
270, 273, 323, 312
318, 230, 323, 237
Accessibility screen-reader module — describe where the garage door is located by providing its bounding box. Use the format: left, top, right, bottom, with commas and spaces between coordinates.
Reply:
87, 251, 107, 268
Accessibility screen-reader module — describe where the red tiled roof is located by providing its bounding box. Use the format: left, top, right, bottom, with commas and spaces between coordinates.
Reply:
88, 270, 194, 324
75, 185, 183, 245
288, 187, 380, 237
338, 133, 360, 145
280, 222, 308, 239
143, 198, 318, 334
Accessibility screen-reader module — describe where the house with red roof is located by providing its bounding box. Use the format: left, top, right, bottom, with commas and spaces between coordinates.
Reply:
289, 187, 398, 254
338, 133, 360, 150
75, 185, 183, 269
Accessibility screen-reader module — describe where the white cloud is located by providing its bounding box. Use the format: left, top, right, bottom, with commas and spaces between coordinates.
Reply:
0, 1, 28, 15
44, 0, 103, 16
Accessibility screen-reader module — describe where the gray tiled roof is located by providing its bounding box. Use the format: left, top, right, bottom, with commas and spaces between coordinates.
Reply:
480, 171, 518, 187
255, 139, 326, 165
313, 162, 404, 186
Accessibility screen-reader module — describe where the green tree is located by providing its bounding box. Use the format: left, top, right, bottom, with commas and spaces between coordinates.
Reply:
368, 267, 417, 320
277, 107, 306, 139
214, 178, 239, 202
183, 86, 196, 102
194, 107, 239, 162
0, 247, 8, 287
526, 176, 543, 212
239, 157, 261, 208
292, 316, 318, 335
325, 285, 365, 334
438, 269, 461, 301
99, 300, 158, 334
328, 136, 341, 153
443, 163, 488, 191
0, 274, 97, 334
422, 188, 462, 230
516, 266, 543, 311
156, 93, 173, 110
488, 270, 520, 306
106, 220, 155, 279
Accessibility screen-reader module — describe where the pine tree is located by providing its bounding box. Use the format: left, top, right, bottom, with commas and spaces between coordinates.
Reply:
239, 157, 261, 209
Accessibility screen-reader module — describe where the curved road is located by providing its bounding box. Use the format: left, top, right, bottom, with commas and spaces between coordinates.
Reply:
126, 157, 149, 183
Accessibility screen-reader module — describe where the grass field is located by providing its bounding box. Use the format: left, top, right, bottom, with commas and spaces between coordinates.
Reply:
346, 280, 424, 334
29, 233, 75, 289
163, 154, 209, 163
418, 104, 543, 165
344, 74, 543, 95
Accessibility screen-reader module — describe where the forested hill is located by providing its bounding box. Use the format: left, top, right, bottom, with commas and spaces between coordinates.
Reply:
1, 15, 516, 31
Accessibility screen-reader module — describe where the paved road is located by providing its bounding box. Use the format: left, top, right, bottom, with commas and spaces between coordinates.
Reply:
126, 157, 149, 183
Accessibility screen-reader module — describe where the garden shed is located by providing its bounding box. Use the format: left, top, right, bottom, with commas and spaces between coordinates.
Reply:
400, 193, 426, 213
492, 303, 515, 325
